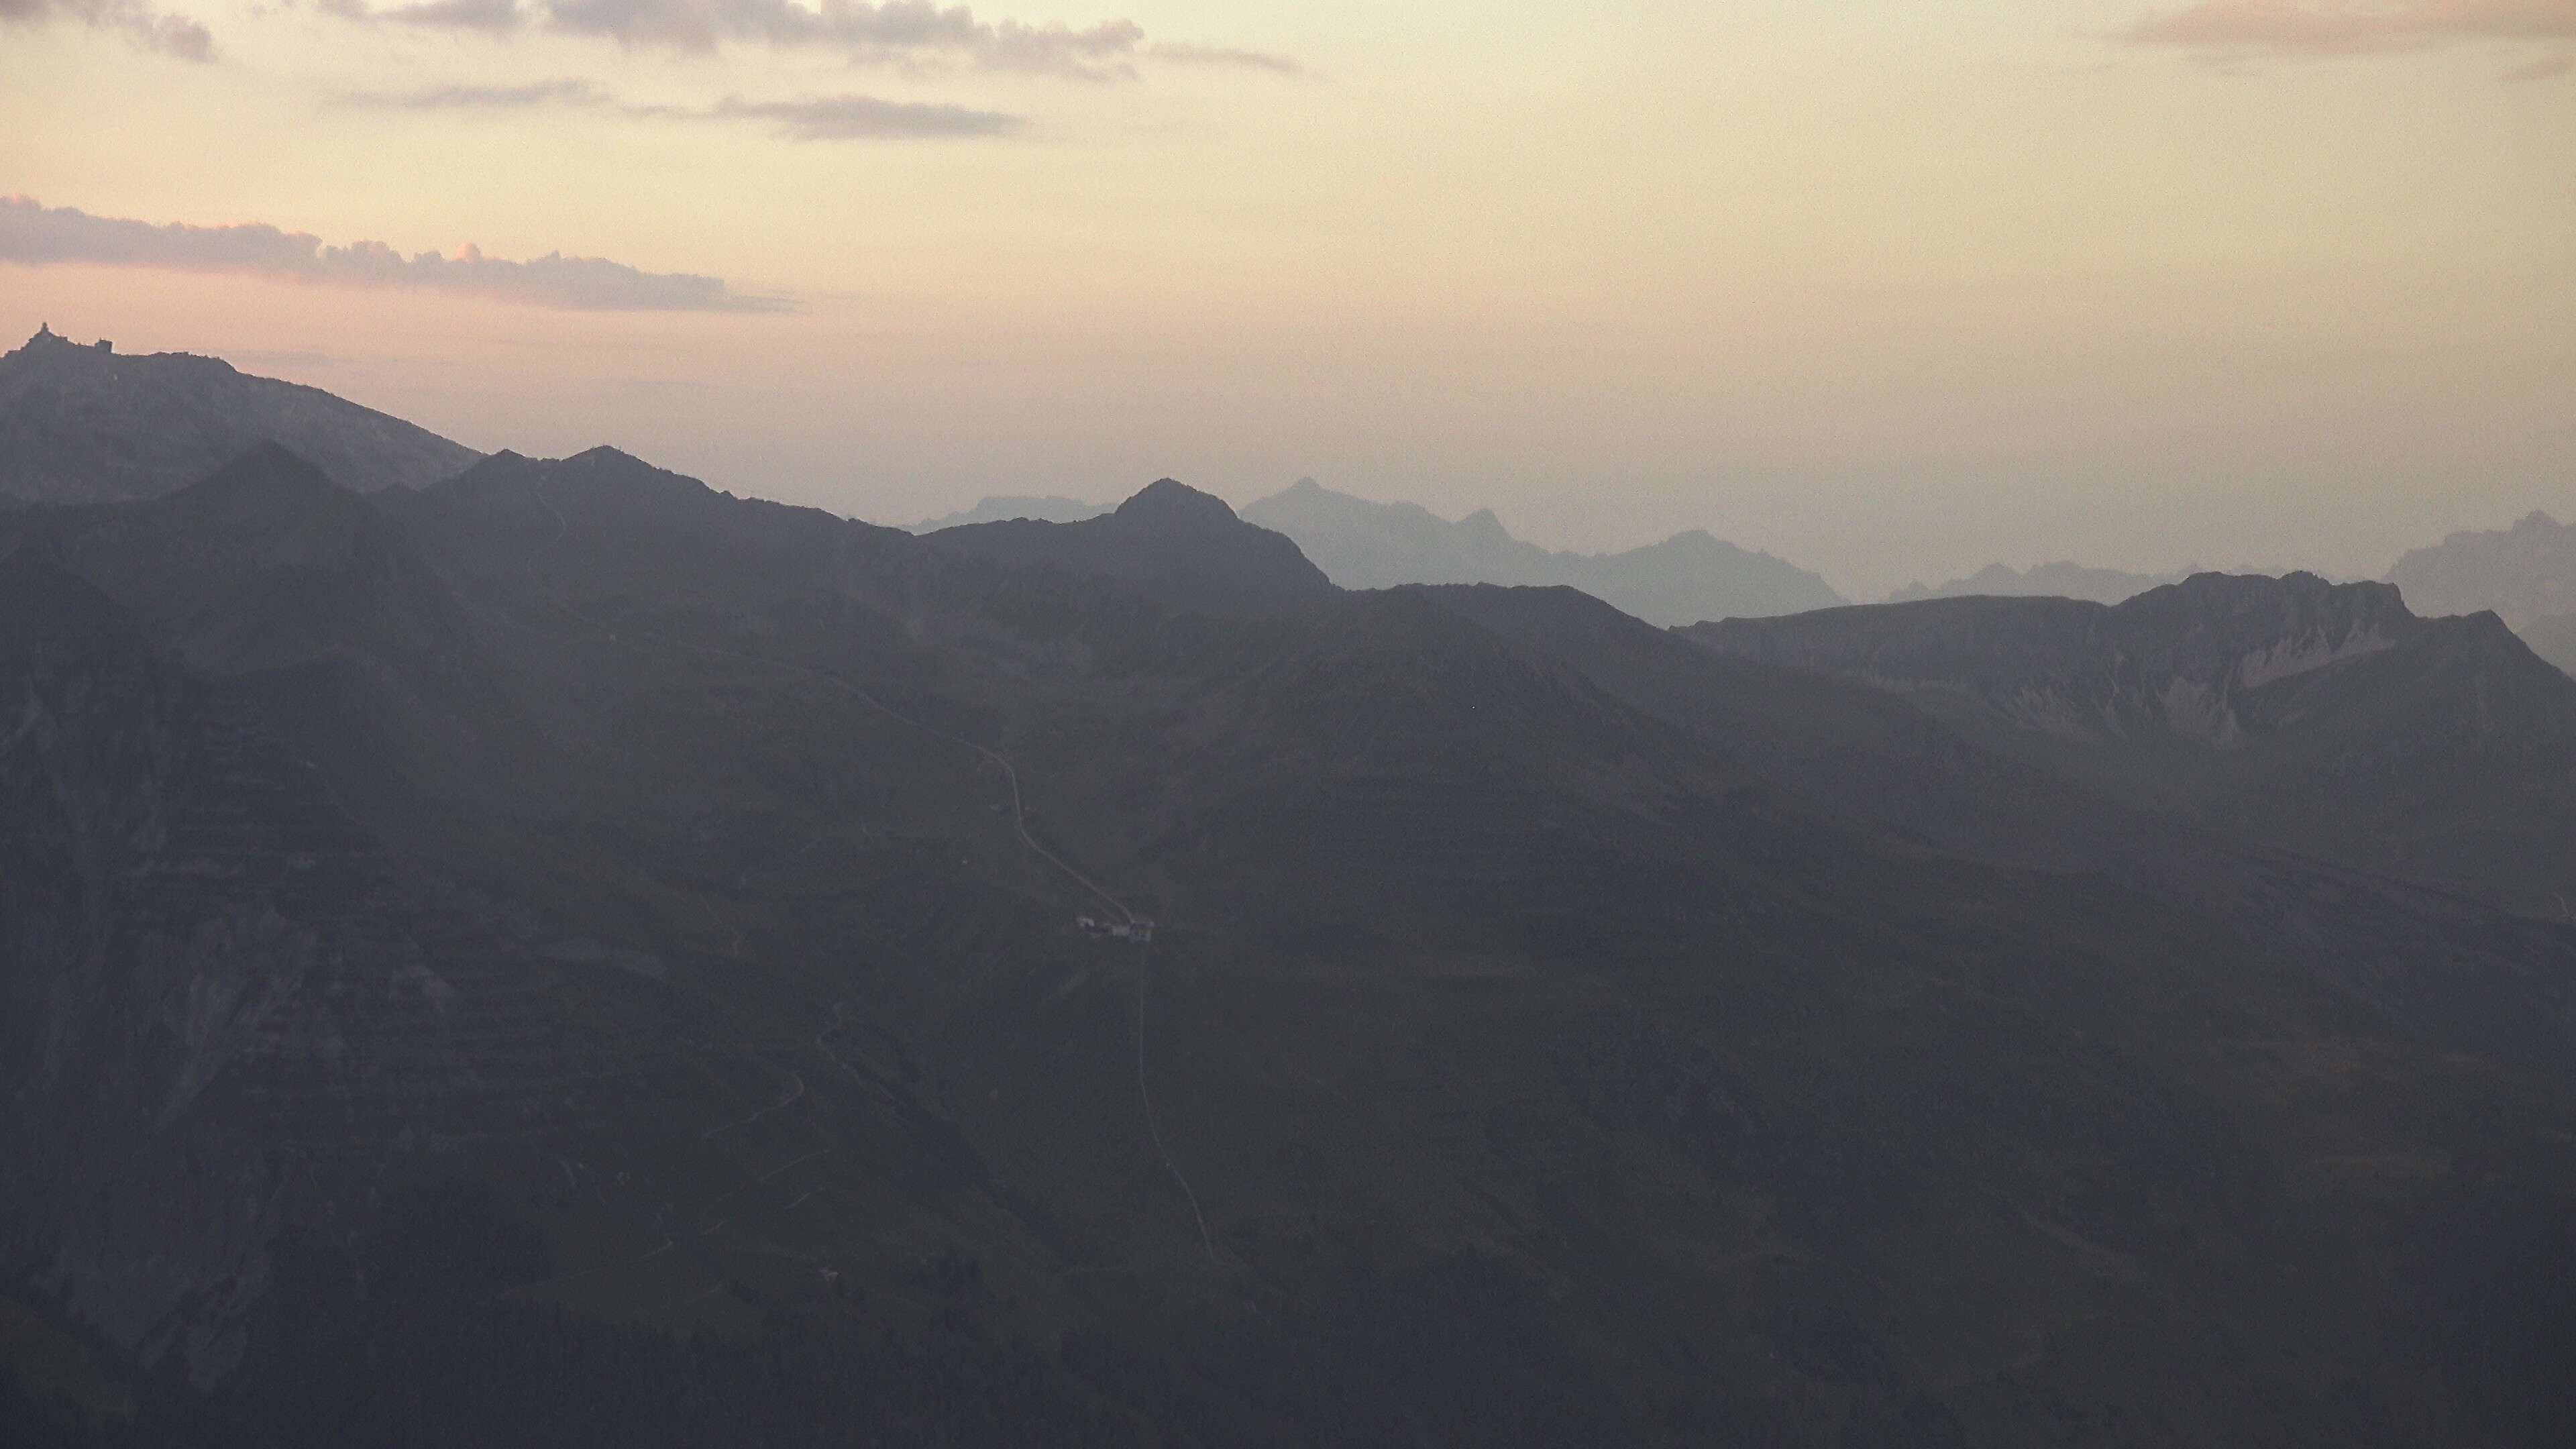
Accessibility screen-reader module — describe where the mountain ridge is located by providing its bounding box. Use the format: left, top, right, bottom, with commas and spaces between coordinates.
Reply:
1687, 571, 2576, 912
924, 478, 1336, 616
1239, 477, 1845, 625
0, 325, 480, 503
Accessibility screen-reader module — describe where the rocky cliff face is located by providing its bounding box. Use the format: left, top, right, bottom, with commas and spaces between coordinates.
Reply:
1692, 572, 2419, 748
0, 536, 290, 1383
0, 460, 647, 1385
1686, 571, 2576, 913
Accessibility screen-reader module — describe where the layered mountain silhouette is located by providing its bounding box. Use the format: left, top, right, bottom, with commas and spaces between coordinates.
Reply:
900, 493, 1106, 531
1237, 476, 1845, 623
7, 366, 2576, 1446
2519, 610, 2576, 677
0, 325, 478, 503
1886, 559, 2186, 605
1692, 572, 2576, 912
923, 478, 1336, 615
2388, 509, 2576, 629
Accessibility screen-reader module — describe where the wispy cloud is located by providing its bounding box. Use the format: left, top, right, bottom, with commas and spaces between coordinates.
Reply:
705, 93, 1024, 138
341, 77, 1025, 137
320, 0, 1295, 78
2116, 0, 2576, 60
0, 195, 794, 313
1147, 41, 1299, 74
0, 0, 213, 58
346, 77, 612, 108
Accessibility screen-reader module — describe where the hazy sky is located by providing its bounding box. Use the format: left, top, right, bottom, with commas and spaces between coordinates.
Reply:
4, 0, 2571, 596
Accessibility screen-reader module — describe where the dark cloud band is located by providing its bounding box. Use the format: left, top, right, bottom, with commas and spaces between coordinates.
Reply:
0, 0, 212, 58
0, 195, 794, 313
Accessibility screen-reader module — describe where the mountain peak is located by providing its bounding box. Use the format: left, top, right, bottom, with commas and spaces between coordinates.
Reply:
1114, 477, 1238, 525
929, 476, 1334, 614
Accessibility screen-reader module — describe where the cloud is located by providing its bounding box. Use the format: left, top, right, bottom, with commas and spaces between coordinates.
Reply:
319, 0, 1295, 78
706, 93, 1024, 138
345, 77, 612, 107
2116, 0, 2576, 56
0, 0, 213, 58
341, 77, 1024, 137
0, 195, 794, 313
1146, 41, 1299, 74
373, 0, 522, 28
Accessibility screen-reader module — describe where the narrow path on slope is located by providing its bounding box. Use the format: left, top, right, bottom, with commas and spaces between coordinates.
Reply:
519, 482, 1215, 1275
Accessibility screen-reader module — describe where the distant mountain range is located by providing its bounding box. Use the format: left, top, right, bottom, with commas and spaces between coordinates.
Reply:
909, 478, 1847, 625
2388, 511, 2575, 629
901, 494, 1108, 531
1237, 478, 1846, 623
0, 325, 479, 502
1886, 560, 2188, 606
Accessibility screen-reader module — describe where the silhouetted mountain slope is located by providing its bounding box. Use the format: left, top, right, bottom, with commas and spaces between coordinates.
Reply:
8, 445, 2576, 1448
926, 478, 1336, 616
1240, 476, 1843, 623
0, 326, 480, 503
2388, 509, 2576, 629
1690, 572, 2576, 912
1887, 559, 2186, 605
901, 494, 1107, 531
2519, 611, 2576, 678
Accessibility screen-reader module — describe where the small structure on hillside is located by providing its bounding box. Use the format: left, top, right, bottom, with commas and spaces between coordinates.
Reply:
1076, 915, 1157, 943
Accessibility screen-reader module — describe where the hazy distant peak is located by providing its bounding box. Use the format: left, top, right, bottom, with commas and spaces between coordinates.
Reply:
904, 494, 1108, 532
1888, 559, 2187, 606
2386, 508, 2576, 629
1240, 476, 1842, 625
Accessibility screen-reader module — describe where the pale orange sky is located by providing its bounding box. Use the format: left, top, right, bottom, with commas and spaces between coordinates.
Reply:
3, 0, 2571, 595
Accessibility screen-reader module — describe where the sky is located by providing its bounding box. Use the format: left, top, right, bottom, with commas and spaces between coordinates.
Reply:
3, 0, 2571, 598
